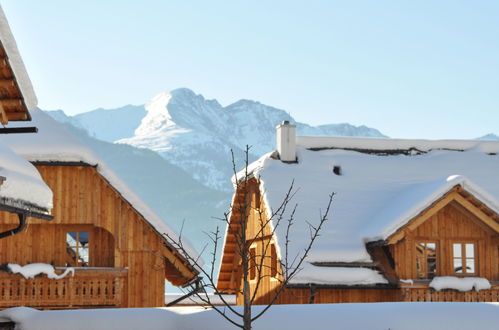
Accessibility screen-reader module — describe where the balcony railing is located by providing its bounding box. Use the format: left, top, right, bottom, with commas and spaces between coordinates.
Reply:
0, 267, 127, 309
401, 280, 499, 302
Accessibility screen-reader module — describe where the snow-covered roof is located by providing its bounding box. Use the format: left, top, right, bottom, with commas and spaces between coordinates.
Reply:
0, 5, 37, 111
0, 140, 52, 213
0, 109, 199, 262
241, 137, 499, 285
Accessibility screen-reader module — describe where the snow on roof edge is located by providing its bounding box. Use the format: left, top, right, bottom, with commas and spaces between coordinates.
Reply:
296, 136, 499, 154
367, 175, 499, 243
94, 162, 203, 268
0, 6, 37, 111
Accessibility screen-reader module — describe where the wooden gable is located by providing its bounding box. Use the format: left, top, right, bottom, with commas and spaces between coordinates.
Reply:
387, 185, 499, 245
387, 185, 499, 281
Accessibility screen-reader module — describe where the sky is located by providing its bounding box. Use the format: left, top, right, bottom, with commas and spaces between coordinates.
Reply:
0, 0, 498, 139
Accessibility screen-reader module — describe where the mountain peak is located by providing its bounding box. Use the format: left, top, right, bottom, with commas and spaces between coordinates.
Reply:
477, 133, 499, 141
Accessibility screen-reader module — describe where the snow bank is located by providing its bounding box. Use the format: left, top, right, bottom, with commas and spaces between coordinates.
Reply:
0, 141, 52, 211
0, 5, 37, 111
0, 109, 200, 263
1, 303, 498, 330
430, 277, 491, 292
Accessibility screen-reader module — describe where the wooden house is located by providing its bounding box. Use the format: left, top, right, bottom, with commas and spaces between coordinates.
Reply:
217, 122, 499, 304
0, 110, 199, 309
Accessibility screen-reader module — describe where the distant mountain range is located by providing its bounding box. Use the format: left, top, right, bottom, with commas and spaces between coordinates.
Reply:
47, 88, 386, 192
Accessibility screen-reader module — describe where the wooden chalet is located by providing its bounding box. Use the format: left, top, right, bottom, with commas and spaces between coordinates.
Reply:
0, 110, 199, 309
217, 122, 499, 304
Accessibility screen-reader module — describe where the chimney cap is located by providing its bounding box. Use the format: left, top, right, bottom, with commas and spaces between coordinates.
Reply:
282, 120, 290, 125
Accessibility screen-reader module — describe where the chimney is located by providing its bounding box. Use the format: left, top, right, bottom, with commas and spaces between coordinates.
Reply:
276, 120, 296, 162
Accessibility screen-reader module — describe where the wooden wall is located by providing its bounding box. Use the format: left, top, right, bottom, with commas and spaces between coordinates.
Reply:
391, 200, 499, 280
0, 164, 192, 307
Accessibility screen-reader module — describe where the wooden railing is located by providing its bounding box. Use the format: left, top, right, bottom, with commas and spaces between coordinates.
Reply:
0, 267, 127, 309
401, 281, 499, 302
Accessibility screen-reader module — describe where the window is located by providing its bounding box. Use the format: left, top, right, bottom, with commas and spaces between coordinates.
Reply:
270, 244, 278, 278
249, 247, 256, 280
415, 242, 437, 279
66, 232, 89, 267
453, 243, 476, 275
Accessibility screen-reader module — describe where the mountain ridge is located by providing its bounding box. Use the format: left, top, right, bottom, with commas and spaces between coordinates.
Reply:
47, 88, 388, 191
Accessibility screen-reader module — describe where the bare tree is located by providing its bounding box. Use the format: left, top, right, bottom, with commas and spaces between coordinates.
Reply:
165, 146, 334, 330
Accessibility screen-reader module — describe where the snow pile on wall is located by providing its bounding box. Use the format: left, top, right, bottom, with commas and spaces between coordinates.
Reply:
0, 141, 52, 211
0, 109, 200, 262
1, 303, 498, 330
429, 276, 491, 292
7, 263, 74, 280
288, 266, 387, 286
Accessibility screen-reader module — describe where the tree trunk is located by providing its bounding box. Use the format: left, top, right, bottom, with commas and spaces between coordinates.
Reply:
243, 279, 252, 330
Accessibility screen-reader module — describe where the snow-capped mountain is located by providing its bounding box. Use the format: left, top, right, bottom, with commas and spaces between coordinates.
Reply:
47, 88, 386, 191
477, 133, 499, 141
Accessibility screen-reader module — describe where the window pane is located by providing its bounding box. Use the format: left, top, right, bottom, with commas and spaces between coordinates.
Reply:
466, 259, 475, 274
453, 244, 462, 258
426, 243, 436, 252
67, 232, 77, 246
250, 248, 256, 280
454, 258, 463, 273
465, 244, 474, 258
80, 248, 90, 266
427, 258, 437, 278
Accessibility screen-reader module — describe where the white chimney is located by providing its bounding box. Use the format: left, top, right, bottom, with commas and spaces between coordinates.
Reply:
276, 120, 296, 162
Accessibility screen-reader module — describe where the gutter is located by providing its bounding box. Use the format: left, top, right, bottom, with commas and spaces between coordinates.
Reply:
0, 213, 26, 239
166, 278, 203, 307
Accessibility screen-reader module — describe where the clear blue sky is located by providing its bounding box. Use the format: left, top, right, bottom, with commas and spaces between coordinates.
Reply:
1, 1, 498, 139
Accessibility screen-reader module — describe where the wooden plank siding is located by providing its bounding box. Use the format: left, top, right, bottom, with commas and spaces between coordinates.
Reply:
218, 179, 499, 305
391, 200, 499, 280
0, 165, 196, 308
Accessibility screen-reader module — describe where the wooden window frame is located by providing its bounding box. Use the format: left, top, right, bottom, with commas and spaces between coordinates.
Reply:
452, 241, 478, 276
66, 230, 91, 267
415, 241, 438, 279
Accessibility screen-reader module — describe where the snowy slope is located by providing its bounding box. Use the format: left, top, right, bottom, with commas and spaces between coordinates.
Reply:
49, 88, 385, 192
